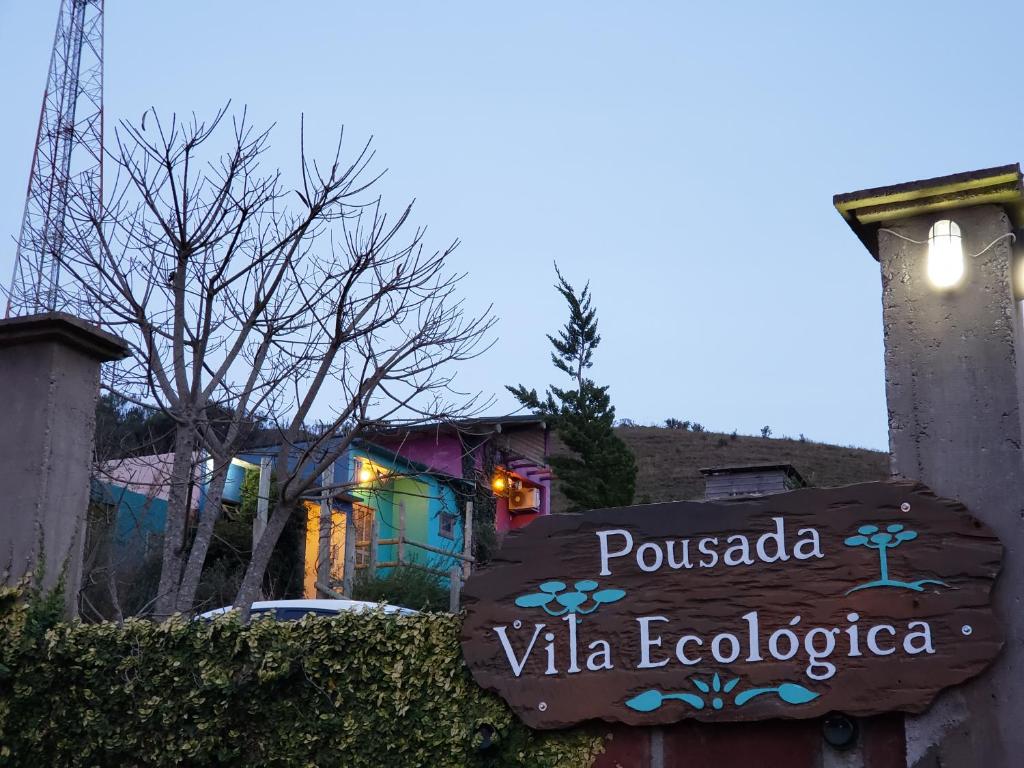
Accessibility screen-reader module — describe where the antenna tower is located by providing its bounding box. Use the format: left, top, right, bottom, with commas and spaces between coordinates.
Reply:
6, 0, 104, 318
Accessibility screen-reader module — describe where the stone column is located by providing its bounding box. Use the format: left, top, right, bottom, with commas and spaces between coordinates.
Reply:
0, 312, 128, 617
835, 165, 1024, 767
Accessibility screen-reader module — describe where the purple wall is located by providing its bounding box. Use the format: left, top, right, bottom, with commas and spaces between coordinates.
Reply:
372, 427, 552, 536
373, 433, 465, 477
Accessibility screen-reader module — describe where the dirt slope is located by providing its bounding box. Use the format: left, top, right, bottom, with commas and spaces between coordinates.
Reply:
549, 426, 888, 511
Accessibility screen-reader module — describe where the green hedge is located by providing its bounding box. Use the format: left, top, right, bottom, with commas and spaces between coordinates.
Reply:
0, 590, 601, 767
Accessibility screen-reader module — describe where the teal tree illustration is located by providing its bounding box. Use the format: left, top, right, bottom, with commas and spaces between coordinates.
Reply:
625, 673, 818, 713
514, 580, 626, 616
844, 523, 946, 594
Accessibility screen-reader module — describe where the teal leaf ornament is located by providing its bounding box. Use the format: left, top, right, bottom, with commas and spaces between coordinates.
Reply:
624, 690, 664, 713
555, 591, 587, 611
625, 689, 704, 712
776, 683, 819, 705
514, 593, 554, 608
734, 683, 819, 707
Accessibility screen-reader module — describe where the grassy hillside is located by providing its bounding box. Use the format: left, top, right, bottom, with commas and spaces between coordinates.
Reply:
549, 426, 888, 511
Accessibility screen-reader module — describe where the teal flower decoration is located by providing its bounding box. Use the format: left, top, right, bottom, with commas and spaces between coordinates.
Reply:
623, 674, 818, 714
844, 520, 945, 594
514, 579, 626, 616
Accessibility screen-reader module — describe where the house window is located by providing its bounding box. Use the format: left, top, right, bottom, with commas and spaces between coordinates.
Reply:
439, 510, 456, 540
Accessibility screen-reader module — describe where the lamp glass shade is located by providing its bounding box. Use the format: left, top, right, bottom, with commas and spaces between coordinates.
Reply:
927, 219, 964, 289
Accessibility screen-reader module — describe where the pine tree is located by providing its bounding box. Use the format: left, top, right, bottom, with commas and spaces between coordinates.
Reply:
508, 266, 637, 511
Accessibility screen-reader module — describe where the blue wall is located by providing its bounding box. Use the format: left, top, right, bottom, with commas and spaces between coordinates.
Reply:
95, 482, 168, 560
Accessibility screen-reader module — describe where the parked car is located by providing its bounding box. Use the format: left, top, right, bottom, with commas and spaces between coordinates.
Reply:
197, 598, 417, 622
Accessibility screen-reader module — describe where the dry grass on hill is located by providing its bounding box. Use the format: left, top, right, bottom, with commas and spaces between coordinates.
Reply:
548, 426, 888, 512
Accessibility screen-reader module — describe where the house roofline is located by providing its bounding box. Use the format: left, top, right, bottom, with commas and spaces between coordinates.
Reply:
699, 463, 807, 486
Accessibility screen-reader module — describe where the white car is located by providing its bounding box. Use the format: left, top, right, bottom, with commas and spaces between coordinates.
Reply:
197, 598, 417, 621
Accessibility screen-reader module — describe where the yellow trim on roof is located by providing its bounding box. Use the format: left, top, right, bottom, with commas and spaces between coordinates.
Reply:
855, 190, 1024, 224
835, 171, 1021, 214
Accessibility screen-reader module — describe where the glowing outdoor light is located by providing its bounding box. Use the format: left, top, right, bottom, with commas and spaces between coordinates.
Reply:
491, 472, 507, 494
357, 461, 376, 485
927, 219, 964, 289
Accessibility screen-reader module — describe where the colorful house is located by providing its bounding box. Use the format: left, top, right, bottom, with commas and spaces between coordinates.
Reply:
94, 415, 554, 602
239, 438, 470, 598
242, 416, 553, 598
372, 415, 552, 535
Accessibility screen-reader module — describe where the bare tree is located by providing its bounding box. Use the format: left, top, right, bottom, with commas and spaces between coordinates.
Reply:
59, 106, 494, 619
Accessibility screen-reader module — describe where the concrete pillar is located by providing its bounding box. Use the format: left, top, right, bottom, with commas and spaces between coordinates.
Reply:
835, 164, 1024, 767
0, 312, 128, 616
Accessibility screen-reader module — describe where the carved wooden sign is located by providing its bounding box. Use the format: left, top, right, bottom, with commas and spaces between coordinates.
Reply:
460, 482, 1003, 729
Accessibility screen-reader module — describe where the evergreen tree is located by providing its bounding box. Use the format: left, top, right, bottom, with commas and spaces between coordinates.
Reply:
508, 266, 637, 511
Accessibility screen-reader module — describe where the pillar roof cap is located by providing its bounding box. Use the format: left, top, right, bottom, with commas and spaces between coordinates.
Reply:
0, 312, 129, 361
834, 163, 1024, 259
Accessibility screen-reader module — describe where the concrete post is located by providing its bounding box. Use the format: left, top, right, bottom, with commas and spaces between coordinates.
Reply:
0, 312, 127, 617
836, 165, 1024, 768
252, 456, 271, 552
342, 508, 356, 597
462, 500, 473, 579
448, 564, 461, 613
367, 512, 378, 576
316, 466, 332, 597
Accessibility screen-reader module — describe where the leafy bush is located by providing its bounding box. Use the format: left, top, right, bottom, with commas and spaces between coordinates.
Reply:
0, 590, 602, 767
352, 565, 449, 612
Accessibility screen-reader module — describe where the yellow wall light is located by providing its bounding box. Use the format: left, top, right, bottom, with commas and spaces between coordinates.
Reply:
357, 459, 386, 485
927, 219, 964, 289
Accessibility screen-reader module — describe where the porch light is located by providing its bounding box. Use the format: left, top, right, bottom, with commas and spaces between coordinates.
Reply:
358, 463, 375, 484
358, 460, 385, 485
927, 219, 964, 289
491, 471, 507, 495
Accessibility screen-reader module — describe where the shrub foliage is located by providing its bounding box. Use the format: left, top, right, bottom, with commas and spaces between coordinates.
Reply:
351, 565, 449, 612
0, 588, 601, 767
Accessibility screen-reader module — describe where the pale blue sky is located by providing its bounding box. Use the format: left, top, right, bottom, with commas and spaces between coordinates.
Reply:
3, 1, 1022, 450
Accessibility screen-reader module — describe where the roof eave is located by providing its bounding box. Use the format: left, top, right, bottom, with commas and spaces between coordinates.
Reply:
834, 163, 1024, 260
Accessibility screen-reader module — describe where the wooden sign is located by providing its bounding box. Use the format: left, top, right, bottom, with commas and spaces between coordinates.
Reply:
460, 482, 1003, 730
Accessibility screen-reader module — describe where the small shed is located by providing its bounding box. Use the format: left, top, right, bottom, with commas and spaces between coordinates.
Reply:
699, 463, 806, 500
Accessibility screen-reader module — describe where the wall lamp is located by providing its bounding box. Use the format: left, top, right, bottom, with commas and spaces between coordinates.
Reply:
357, 459, 387, 486
880, 221, 1015, 292
926, 219, 963, 289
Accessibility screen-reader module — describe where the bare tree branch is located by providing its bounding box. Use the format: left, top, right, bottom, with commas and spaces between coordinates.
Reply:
57, 106, 494, 619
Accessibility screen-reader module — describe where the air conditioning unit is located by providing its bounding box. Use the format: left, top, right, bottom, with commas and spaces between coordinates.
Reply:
508, 487, 540, 513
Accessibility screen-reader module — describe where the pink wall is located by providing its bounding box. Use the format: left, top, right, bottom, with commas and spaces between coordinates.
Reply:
100, 452, 201, 511
373, 434, 464, 477
373, 429, 552, 537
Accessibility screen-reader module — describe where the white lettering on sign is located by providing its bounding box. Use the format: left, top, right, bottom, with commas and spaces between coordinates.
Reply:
596, 518, 823, 577
492, 611, 936, 682
493, 623, 545, 677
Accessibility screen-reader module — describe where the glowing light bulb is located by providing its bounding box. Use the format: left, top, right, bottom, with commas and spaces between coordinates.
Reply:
492, 474, 507, 494
927, 219, 964, 289
358, 464, 375, 484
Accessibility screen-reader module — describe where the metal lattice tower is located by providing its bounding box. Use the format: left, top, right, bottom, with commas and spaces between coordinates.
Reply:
6, 0, 104, 318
